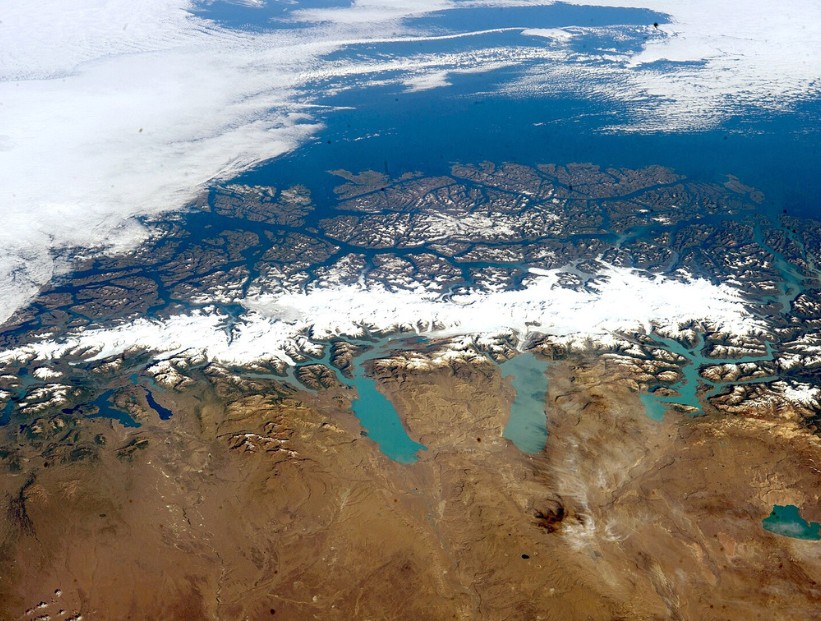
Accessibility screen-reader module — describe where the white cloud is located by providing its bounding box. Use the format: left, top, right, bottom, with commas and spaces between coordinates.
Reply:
0, 1, 334, 326
521, 27, 577, 43
0, 0, 197, 80
404, 70, 452, 92
511, 0, 821, 130
0, 0, 495, 327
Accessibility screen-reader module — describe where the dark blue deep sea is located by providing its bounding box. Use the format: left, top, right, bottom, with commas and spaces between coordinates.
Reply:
197, 1, 821, 221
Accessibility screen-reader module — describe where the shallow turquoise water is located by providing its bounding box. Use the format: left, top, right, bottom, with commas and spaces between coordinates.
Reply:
763, 505, 821, 540
289, 341, 551, 461
640, 333, 777, 420
501, 352, 549, 454
348, 344, 427, 464
289, 339, 427, 464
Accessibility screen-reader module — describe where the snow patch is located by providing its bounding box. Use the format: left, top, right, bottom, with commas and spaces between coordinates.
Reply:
0, 265, 757, 367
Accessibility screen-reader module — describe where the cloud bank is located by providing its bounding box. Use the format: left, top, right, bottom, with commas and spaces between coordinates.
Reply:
1, 0, 336, 325
511, 0, 821, 130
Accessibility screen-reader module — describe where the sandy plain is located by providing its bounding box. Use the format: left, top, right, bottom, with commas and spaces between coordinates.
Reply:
1, 352, 820, 620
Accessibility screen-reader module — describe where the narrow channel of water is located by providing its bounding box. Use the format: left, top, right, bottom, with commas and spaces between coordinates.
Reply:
640, 333, 777, 420
638, 214, 808, 421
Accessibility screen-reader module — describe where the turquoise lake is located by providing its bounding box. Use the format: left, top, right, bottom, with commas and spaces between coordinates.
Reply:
287, 339, 427, 464
500, 352, 550, 454
287, 341, 552, 462
763, 505, 821, 541
348, 344, 427, 464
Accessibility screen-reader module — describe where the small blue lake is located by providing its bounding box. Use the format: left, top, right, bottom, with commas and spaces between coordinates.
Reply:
85, 389, 141, 428
500, 352, 549, 454
60, 376, 172, 429
143, 387, 173, 421
763, 505, 821, 541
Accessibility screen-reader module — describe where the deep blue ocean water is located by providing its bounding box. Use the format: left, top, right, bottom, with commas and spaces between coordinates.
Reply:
192, 0, 349, 30
213, 1, 820, 220
243, 84, 821, 221
406, 3, 665, 32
